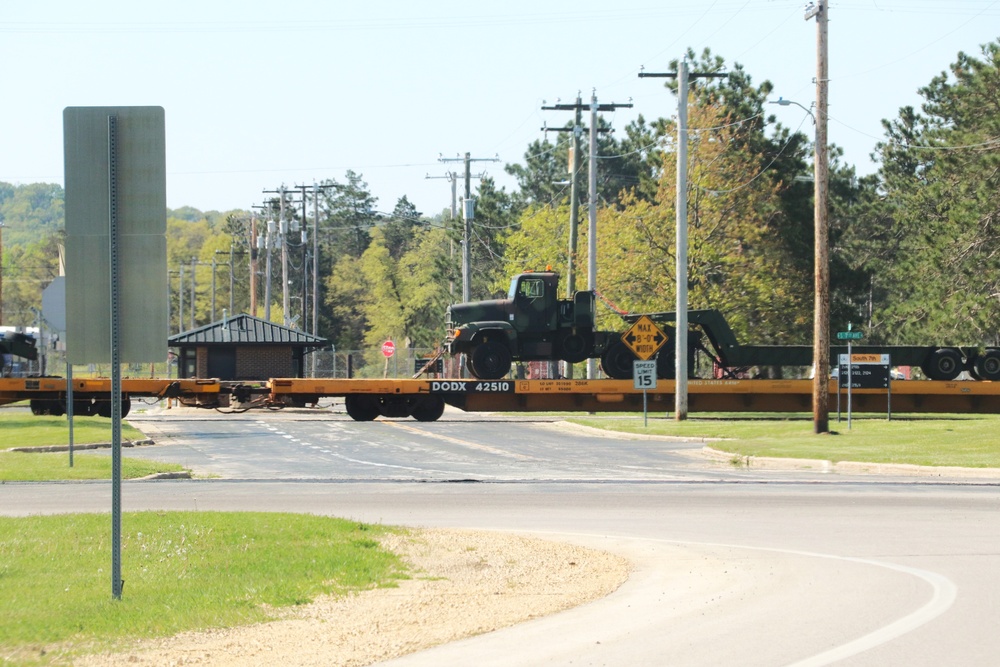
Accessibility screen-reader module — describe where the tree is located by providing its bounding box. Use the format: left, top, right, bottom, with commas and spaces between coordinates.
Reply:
382, 196, 423, 260
868, 40, 1000, 345
505, 116, 665, 211
597, 101, 813, 346
319, 170, 379, 260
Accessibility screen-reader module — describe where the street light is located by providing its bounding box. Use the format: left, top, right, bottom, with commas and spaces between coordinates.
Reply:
770, 97, 815, 120
770, 95, 830, 433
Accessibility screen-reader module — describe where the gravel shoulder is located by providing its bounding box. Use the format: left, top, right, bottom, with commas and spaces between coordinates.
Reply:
75, 529, 630, 667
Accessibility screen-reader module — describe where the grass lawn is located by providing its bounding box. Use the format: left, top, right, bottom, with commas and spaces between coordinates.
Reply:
567, 413, 1000, 468
0, 412, 146, 448
0, 450, 186, 482
0, 411, 185, 482
0, 512, 407, 665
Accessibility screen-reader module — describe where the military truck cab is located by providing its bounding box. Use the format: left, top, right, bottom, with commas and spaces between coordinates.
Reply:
446, 271, 600, 379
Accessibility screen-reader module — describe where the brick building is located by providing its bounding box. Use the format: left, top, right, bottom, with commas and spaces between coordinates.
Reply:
168, 314, 327, 380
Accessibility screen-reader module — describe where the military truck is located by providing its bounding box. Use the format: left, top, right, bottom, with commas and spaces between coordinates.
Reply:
445, 271, 697, 380
445, 271, 1000, 382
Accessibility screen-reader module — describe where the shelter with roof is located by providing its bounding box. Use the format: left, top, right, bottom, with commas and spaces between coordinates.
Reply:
168, 314, 327, 381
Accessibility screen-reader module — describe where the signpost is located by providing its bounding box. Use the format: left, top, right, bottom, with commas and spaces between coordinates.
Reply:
64, 106, 167, 601
633, 359, 657, 427
838, 353, 892, 428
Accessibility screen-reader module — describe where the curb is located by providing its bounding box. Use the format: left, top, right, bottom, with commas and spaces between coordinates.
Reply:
702, 446, 1000, 479
7, 439, 156, 453
134, 471, 193, 480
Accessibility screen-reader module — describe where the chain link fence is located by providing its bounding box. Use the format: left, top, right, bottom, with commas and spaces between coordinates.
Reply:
307, 347, 458, 379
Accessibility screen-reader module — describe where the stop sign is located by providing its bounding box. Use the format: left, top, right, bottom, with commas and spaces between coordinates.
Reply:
381, 340, 396, 358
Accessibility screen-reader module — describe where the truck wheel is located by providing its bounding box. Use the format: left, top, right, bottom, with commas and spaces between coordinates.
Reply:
923, 348, 963, 381
345, 395, 380, 421
411, 396, 445, 422
557, 331, 592, 364
601, 342, 636, 380
470, 342, 512, 379
973, 349, 1000, 382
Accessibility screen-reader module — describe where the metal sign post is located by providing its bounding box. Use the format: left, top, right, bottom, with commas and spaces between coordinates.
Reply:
838, 353, 891, 430
64, 106, 166, 601
835, 324, 864, 427
108, 114, 124, 599
633, 360, 657, 427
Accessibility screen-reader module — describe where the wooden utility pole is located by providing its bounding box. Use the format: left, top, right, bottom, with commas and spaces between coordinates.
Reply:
438, 152, 499, 304
540, 95, 586, 378
808, 0, 831, 433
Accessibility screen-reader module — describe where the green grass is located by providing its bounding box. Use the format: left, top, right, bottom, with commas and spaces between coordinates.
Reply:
0, 451, 186, 482
0, 413, 146, 448
0, 512, 408, 665
567, 413, 1000, 468
0, 412, 184, 481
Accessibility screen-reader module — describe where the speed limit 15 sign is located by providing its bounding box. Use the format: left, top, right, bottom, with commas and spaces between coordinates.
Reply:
633, 360, 657, 390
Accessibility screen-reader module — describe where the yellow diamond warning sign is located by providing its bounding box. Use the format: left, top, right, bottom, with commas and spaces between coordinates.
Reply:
621, 315, 667, 361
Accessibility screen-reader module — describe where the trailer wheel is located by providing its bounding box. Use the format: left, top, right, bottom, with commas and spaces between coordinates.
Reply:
411, 396, 445, 422
601, 341, 636, 380
656, 349, 676, 379
923, 348, 963, 381
469, 341, 512, 380
973, 349, 1000, 382
345, 395, 380, 421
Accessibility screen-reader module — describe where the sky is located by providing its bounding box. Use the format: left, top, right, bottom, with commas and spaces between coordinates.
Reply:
1, 0, 998, 219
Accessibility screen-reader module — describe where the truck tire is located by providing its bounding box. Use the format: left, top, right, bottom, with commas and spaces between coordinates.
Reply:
972, 349, 1000, 382
469, 342, 512, 380
922, 348, 964, 381
601, 341, 636, 380
557, 331, 592, 364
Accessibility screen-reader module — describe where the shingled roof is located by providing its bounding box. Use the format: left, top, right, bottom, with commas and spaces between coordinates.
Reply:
168, 313, 327, 347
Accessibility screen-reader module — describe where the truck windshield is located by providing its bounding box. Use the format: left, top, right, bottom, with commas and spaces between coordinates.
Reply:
517, 278, 544, 299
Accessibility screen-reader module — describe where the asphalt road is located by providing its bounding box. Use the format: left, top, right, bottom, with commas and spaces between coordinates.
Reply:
5, 404, 1000, 666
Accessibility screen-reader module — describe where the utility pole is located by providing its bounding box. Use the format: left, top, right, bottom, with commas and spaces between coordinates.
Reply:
542, 92, 632, 378
261, 188, 303, 327
541, 94, 586, 298
807, 0, 831, 433
280, 189, 289, 327
178, 263, 185, 332
640, 62, 726, 417
250, 206, 269, 319
438, 153, 499, 303
167, 269, 179, 334
190, 257, 197, 329
541, 94, 587, 378
296, 185, 309, 330
425, 171, 460, 220
426, 171, 461, 300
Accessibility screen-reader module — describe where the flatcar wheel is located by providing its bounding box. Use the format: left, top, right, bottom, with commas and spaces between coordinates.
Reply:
345, 395, 380, 421
411, 396, 445, 422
